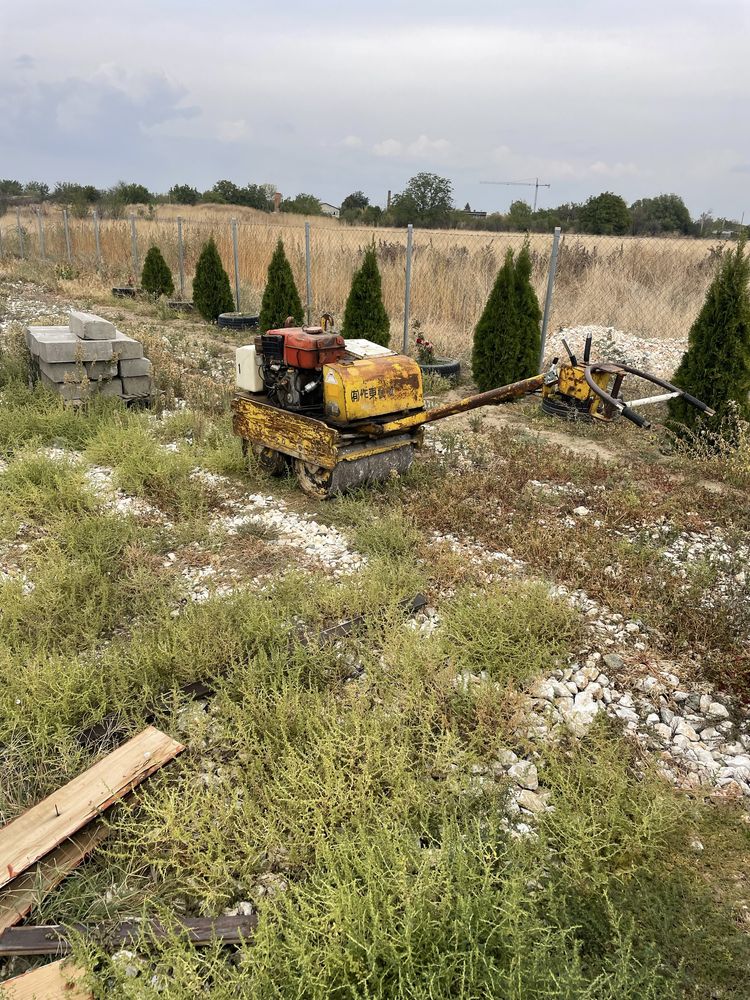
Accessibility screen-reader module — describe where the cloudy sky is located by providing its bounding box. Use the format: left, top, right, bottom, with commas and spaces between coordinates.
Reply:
3, 0, 748, 217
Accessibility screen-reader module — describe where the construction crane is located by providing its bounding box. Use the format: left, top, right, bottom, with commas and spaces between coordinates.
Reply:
480, 177, 550, 212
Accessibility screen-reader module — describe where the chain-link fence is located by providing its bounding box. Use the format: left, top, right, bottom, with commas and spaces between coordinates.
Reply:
0, 207, 724, 374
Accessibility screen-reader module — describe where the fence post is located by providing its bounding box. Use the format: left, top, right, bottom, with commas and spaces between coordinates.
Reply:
539, 226, 561, 369
0, 226, 3, 259
63, 208, 72, 263
129, 214, 139, 277
37, 211, 46, 259
231, 218, 240, 311
402, 223, 414, 353
16, 209, 24, 259
304, 221, 312, 325
93, 210, 102, 267
177, 216, 185, 300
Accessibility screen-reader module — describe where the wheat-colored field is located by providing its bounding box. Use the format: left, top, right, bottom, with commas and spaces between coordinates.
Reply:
1, 203, 720, 358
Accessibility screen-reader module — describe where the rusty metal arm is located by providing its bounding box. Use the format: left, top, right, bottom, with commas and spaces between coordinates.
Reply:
357, 374, 546, 437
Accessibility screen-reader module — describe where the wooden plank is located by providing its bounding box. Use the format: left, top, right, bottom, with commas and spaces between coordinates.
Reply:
0, 916, 257, 956
0, 824, 108, 933
0, 959, 91, 999
0, 728, 184, 891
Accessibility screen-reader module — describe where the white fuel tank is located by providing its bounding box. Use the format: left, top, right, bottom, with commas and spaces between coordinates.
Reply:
235, 344, 264, 393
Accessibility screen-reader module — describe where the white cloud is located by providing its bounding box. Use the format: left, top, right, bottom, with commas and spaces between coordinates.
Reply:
340, 135, 363, 148
373, 138, 403, 157
373, 135, 451, 159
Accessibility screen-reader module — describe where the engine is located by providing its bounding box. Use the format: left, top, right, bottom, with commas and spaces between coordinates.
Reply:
256, 327, 346, 414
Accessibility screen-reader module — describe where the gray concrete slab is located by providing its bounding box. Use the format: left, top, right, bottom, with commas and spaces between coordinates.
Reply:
26, 327, 115, 364
39, 371, 124, 400
121, 375, 153, 397
69, 310, 116, 341
119, 357, 152, 377
38, 360, 118, 383
111, 331, 144, 360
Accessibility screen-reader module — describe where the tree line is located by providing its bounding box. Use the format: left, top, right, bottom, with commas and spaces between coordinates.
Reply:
1, 173, 744, 238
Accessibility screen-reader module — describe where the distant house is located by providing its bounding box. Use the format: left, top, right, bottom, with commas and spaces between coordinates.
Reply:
319, 202, 340, 218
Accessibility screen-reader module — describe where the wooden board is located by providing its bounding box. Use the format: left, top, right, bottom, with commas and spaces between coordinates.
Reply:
0, 959, 91, 999
0, 825, 108, 933
0, 727, 184, 891
0, 915, 257, 956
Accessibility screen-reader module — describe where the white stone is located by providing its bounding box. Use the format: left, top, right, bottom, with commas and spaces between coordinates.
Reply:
573, 506, 590, 516
508, 761, 539, 791
516, 788, 548, 814
708, 702, 730, 720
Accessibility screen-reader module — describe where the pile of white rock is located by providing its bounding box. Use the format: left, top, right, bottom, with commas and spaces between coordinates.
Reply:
25, 310, 153, 402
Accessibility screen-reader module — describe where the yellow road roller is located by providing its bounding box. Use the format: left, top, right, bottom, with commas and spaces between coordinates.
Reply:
231, 327, 713, 498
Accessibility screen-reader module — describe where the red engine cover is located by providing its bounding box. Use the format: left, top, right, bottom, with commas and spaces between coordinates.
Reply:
273, 327, 346, 369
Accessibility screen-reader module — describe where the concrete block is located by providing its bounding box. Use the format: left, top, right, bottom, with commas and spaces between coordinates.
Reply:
111, 331, 144, 360
86, 361, 119, 380
40, 371, 123, 401
119, 357, 152, 377
99, 378, 124, 397
40, 370, 88, 401
122, 375, 153, 398
26, 327, 114, 364
69, 310, 116, 341
39, 359, 118, 383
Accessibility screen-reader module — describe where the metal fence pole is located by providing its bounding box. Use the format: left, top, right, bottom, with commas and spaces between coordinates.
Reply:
37, 211, 45, 259
93, 210, 101, 267
63, 208, 72, 263
231, 218, 240, 311
177, 216, 185, 300
539, 226, 561, 369
16, 209, 24, 259
0, 226, 3, 259
402, 223, 414, 353
129, 214, 139, 277
304, 221, 312, 325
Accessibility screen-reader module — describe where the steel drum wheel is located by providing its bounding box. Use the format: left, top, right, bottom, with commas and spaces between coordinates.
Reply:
294, 460, 335, 499
250, 442, 287, 476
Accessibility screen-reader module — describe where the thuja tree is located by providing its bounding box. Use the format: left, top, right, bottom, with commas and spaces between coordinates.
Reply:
259, 239, 304, 332
669, 241, 750, 429
515, 241, 542, 378
141, 245, 174, 298
341, 244, 390, 346
472, 249, 521, 391
193, 237, 234, 322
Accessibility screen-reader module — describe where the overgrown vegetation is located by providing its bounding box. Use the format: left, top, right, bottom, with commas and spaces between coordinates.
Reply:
1, 275, 749, 997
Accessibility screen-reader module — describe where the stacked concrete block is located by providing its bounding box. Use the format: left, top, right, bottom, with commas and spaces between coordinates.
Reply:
25, 311, 155, 403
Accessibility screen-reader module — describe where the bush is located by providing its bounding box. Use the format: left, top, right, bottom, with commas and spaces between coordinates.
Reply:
515, 241, 542, 377
669, 241, 750, 429
192, 238, 234, 322
259, 239, 304, 332
141, 245, 174, 298
472, 249, 520, 391
341, 244, 390, 346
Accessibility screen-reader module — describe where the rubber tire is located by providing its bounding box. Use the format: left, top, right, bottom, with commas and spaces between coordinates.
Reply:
418, 358, 461, 382
112, 287, 137, 298
218, 313, 260, 331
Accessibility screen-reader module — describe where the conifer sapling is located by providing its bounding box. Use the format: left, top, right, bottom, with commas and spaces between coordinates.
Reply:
192, 237, 234, 322
259, 239, 304, 332
141, 245, 174, 298
341, 244, 390, 347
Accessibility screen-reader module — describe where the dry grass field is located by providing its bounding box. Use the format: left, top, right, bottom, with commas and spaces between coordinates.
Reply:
1, 204, 724, 361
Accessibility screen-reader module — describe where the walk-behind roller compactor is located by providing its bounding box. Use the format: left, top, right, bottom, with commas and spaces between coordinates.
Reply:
232, 326, 713, 499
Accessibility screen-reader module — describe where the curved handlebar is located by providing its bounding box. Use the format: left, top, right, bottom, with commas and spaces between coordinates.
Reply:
583, 363, 715, 429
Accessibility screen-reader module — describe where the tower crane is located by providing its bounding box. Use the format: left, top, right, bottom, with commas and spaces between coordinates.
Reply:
480, 177, 551, 212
